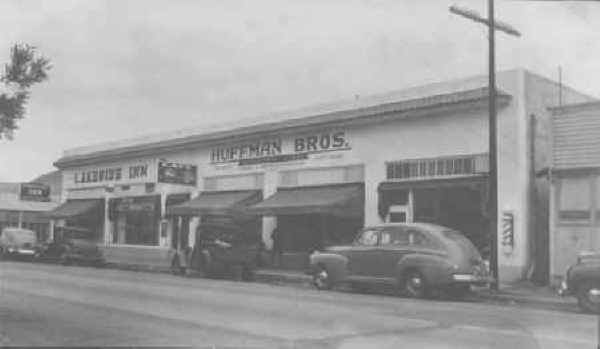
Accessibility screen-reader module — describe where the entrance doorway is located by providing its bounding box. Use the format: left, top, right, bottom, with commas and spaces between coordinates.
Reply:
413, 185, 489, 257
171, 216, 190, 251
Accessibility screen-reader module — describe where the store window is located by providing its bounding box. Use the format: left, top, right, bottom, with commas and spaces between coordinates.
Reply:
386, 154, 487, 180
110, 195, 161, 246
280, 165, 364, 188
559, 177, 592, 224
204, 174, 264, 191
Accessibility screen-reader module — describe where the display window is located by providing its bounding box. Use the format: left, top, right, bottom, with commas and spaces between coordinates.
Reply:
109, 195, 161, 246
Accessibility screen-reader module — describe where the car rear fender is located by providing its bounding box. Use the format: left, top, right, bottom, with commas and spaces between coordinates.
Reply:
310, 252, 349, 283
570, 266, 600, 293
396, 254, 454, 286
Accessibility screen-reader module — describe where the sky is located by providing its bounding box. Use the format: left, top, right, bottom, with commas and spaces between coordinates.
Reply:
0, 0, 599, 182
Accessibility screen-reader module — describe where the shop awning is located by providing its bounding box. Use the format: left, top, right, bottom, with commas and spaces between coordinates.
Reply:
0, 199, 58, 212
47, 199, 104, 219
247, 183, 364, 217
167, 190, 262, 216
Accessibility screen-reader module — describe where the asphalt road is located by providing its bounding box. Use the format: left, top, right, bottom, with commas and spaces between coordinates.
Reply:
0, 261, 597, 348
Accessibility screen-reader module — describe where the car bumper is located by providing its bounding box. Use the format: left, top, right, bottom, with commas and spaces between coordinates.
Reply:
451, 273, 495, 285
558, 280, 570, 296
7, 248, 36, 255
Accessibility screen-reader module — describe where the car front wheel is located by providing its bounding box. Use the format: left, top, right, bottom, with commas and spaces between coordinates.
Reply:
170, 256, 184, 275
445, 284, 471, 299
60, 252, 74, 266
403, 270, 429, 299
312, 265, 333, 290
576, 282, 600, 314
242, 265, 255, 282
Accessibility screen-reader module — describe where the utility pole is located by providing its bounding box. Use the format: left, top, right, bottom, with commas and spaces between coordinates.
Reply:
450, 1, 520, 290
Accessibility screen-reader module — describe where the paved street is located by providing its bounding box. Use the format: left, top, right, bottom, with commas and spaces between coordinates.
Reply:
0, 261, 597, 348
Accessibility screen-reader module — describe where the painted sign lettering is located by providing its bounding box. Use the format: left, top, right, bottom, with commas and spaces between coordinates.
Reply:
210, 139, 282, 163
210, 131, 350, 165
294, 132, 348, 153
73, 164, 149, 184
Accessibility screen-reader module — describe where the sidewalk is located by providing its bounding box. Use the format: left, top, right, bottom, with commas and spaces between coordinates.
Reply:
103, 262, 578, 312
254, 268, 578, 311
470, 280, 576, 311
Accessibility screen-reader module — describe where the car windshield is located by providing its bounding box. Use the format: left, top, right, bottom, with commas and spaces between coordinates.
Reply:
1, 229, 37, 244
63, 230, 92, 240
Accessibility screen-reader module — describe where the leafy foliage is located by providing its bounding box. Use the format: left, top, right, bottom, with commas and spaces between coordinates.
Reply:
0, 44, 51, 140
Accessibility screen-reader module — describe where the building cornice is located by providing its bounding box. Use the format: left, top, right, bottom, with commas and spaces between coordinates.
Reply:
54, 88, 511, 169
548, 100, 600, 116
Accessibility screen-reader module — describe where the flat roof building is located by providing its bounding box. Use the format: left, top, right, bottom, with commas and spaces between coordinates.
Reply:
548, 101, 600, 285
52, 69, 596, 284
0, 171, 61, 241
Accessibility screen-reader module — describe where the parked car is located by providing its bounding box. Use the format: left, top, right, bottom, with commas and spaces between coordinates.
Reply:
174, 222, 259, 281
36, 226, 105, 266
558, 251, 600, 313
0, 227, 40, 260
309, 223, 492, 298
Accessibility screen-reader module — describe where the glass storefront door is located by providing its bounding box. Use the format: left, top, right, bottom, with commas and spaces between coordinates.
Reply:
110, 195, 161, 246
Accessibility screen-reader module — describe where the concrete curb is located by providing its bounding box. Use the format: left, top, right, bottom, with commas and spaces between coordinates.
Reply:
254, 270, 312, 286
104, 262, 172, 274
254, 269, 578, 311
468, 289, 577, 311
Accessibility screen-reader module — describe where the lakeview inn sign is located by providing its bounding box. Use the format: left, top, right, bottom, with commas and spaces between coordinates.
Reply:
69, 160, 198, 188
73, 164, 150, 185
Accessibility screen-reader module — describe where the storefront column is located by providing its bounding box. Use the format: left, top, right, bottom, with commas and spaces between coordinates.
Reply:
408, 189, 415, 223
262, 170, 278, 249
17, 211, 23, 228
159, 192, 168, 247
103, 195, 111, 245
189, 217, 199, 248
48, 220, 55, 242
364, 163, 386, 226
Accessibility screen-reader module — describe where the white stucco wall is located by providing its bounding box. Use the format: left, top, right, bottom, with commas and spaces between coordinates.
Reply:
58, 69, 588, 283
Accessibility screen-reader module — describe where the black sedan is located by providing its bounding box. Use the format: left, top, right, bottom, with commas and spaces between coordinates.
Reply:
35, 226, 105, 267
558, 251, 600, 313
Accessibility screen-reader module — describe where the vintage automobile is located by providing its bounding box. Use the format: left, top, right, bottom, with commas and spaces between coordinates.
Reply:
0, 227, 40, 260
558, 251, 600, 313
35, 226, 105, 266
309, 223, 492, 298
171, 222, 260, 281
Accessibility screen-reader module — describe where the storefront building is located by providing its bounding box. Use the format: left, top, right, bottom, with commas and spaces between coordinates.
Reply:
548, 101, 600, 285
53, 69, 595, 283
0, 178, 60, 241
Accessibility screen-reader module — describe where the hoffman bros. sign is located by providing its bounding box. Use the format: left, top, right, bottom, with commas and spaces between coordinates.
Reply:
210, 131, 351, 165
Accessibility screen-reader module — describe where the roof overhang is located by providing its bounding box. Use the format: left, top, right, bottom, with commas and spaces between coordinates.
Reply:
548, 100, 600, 116
0, 200, 58, 212
550, 166, 600, 178
54, 87, 511, 169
